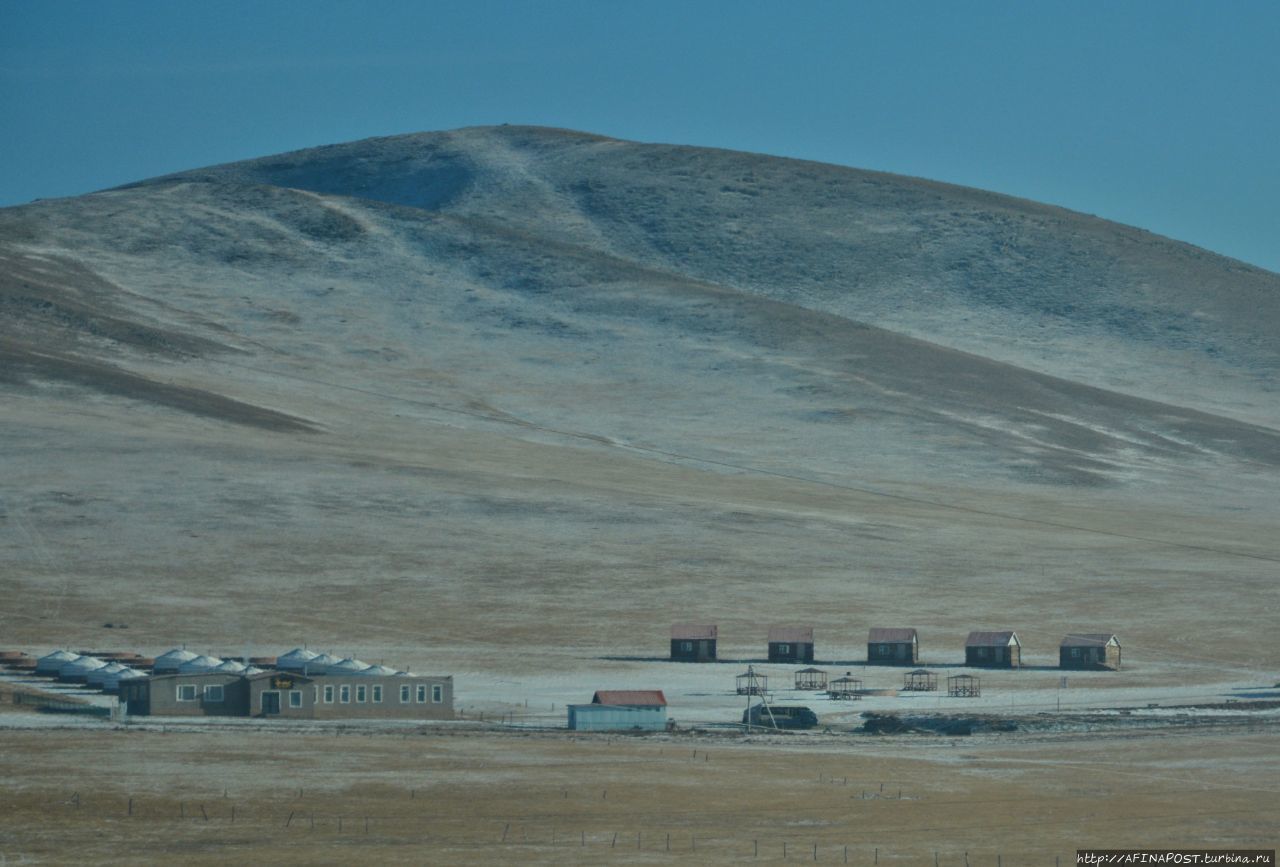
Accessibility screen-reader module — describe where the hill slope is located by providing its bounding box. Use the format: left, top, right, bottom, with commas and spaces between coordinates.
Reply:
0, 127, 1277, 667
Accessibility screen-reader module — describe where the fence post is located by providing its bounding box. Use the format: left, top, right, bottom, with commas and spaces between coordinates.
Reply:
611, 832, 617, 848
201, 805, 209, 822
285, 811, 294, 828
127, 798, 133, 816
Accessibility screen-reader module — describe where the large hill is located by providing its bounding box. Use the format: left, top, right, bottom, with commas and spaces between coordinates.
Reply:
1, 126, 1277, 675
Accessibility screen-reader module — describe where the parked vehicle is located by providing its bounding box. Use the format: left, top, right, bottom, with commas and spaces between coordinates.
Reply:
742, 703, 818, 729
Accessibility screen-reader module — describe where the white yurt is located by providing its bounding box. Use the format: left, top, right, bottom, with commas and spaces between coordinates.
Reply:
35, 650, 80, 676
275, 648, 320, 672
152, 648, 199, 674
86, 661, 129, 688
59, 655, 108, 682
242, 666, 266, 676
210, 659, 247, 674
176, 655, 223, 674
102, 666, 145, 693
326, 657, 371, 675
353, 664, 398, 676
302, 652, 340, 674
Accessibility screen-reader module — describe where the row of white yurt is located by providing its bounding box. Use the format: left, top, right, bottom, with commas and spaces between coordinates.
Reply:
59, 655, 107, 682
35, 650, 79, 676
176, 655, 223, 674
354, 664, 399, 676
101, 666, 146, 692
85, 661, 129, 688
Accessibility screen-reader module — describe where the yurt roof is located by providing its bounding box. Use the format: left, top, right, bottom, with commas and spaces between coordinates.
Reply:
353, 664, 398, 676
176, 655, 224, 672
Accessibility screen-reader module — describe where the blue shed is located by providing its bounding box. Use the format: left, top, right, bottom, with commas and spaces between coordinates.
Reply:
567, 690, 668, 731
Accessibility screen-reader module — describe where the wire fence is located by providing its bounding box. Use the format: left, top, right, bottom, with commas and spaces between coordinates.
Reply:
25, 788, 1275, 865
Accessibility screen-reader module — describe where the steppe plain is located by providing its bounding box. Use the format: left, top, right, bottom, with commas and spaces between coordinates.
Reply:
1, 126, 1277, 861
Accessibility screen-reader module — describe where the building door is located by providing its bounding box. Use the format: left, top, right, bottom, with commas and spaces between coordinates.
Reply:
261, 691, 281, 715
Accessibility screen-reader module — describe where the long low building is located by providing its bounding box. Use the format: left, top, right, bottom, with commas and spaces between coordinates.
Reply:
121, 670, 454, 720
568, 690, 668, 731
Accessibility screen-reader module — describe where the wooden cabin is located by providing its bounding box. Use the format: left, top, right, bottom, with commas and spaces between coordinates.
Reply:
1059, 634, 1121, 670
867, 628, 919, 665
964, 631, 1021, 668
767, 626, 815, 663
670, 624, 717, 662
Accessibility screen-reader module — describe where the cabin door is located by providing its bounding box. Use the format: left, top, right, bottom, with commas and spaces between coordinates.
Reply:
261, 691, 281, 715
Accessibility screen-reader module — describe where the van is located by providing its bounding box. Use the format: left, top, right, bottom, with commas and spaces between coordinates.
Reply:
742, 704, 818, 729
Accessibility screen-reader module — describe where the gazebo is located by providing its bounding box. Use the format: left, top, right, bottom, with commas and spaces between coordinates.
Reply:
827, 673, 863, 700
736, 667, 768, 696
947, 674, 981, 697
794, 668, 828, 690
903, 669, 938, 691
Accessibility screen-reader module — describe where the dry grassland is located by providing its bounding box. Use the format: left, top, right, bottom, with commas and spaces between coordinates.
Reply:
1, 724, 1276, 865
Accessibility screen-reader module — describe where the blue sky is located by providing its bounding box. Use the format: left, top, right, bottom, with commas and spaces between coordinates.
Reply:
2, 1, 1277, 272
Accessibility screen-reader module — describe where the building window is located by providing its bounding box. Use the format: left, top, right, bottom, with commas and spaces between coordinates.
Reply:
356, 685, 367, 703
878, 645, 891, 656
777, 643, 790, 655
340, 685, 350, 703
312, 686, 318, 704
323, 685, 334, 703
431, 684, 443, 703
400, 685, 410, 703
372, 685, 383, 703
177, 685, 197, 702
416, 685, 427, 703
289, 690, 302, 709
1071, 647, 1080, 658
977, 647, 988, 658
680, 641, 693, 652
203, 685, 224, 703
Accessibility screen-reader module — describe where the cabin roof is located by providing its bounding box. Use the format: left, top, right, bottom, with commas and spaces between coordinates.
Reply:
592, 690, 667, 707
1060, 633, 1119, 647
767, 626, 814, 643
671, 624, 716, 640
868, 628, 917, 643
965, 631, 1020, 647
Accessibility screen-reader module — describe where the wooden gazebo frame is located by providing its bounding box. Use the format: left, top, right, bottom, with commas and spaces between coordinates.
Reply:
947, 674, 981, 697
903, 669, 938, 691
827, 675, 863, 700
736, 669, 768, 695
794, 668, 828, 690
